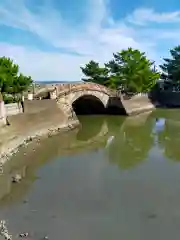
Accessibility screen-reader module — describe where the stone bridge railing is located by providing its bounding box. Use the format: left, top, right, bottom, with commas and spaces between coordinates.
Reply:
56, 83, 119, 97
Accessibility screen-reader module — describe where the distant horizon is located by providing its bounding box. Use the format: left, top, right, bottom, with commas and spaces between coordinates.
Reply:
35, 80, 82, 84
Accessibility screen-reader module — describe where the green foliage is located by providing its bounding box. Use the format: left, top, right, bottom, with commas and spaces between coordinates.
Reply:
0, 57, 19, 93
10, 73, 33, 95
0, 56, 33, 100
160, 45, 180, 83
81, 60, 109, 85
81, 48, 160, 93
107, 48, 160, 93
3, 94, 17, 104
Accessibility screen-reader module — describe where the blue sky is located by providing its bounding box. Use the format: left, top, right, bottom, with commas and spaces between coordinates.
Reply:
0, 0, 180, 81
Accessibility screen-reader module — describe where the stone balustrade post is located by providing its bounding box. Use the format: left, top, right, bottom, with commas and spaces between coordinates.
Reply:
0, 93, 7, 126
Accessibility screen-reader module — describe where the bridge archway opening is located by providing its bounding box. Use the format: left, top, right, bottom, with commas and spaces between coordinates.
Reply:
107, 105, 127, 115
72, 95, 106, 115
106, 97, 127, 115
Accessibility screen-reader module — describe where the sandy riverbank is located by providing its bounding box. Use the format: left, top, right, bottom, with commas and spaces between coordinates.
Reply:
0, 117, 80, 166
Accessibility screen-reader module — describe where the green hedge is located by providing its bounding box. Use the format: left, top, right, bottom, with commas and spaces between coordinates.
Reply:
3, 95, 18, 104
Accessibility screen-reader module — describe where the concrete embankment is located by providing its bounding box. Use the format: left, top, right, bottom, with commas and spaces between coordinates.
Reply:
0, 99, 80, 165
122, 95, 155, 115
0, 95, 155, 165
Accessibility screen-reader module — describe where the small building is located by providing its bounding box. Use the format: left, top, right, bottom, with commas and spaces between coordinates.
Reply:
28, 93, 33, 100
33, 88, 57, 100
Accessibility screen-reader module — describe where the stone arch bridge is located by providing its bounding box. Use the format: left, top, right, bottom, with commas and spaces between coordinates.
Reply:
55, 83, 125, 118
35, 82, 154, 117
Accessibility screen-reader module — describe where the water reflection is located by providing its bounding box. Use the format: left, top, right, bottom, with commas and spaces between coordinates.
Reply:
0, 113, 155, 205
154, 118, 165, 133
0, 117, 109, 206
2, 110, 180, 239
107, 113, 154, 169
157, 119, 180, 162
76, 116, 105, 141
2, 110, 180, 208
77, 115, 125, 142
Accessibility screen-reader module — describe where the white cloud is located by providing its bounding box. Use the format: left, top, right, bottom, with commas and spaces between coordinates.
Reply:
0, 43, 87, 81
0, 1, 178, 81
126, 8, 180, 26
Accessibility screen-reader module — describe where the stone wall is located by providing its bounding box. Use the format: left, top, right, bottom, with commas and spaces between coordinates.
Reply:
0, 101, 6, 127
0, 99, 79, 162
23, 99, 57, 114
121, 95, 155, 115
6, 99, 68, 130
7, 105, 67, 132
5, 103, 23, 116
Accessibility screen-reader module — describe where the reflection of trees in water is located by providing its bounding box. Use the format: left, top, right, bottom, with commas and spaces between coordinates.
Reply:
106, 116, 125, 133
108, 118, 154, 169
157, 121, 180, 162
76, 116, 105, 141
77, 115, 126, 141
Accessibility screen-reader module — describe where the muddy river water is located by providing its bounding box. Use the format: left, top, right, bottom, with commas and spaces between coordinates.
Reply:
1, 109, 180, 239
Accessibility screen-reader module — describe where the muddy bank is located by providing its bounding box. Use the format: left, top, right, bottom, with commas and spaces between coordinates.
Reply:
0, 118, 111, 210
0, 101, 80, 166
0, 119, 80, 166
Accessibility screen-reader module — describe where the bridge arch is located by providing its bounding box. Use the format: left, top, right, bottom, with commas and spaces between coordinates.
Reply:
56, 83, 127, 117
70, 89, 109, 108
72, 95, 106, 115
57, 88, 110, 117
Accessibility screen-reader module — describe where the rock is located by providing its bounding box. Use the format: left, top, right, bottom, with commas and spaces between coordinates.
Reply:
0, 234, 11, 240
147, 213, 157, 219
43, 236, 49, 240
12, 173, 22, 183
0, 220, 12, 240
19, 232, 29, 237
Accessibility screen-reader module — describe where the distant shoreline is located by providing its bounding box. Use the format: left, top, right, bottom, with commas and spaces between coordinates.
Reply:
35, 81, 82, 84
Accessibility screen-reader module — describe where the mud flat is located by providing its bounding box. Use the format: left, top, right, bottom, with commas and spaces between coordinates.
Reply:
0, 103, 80, 166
